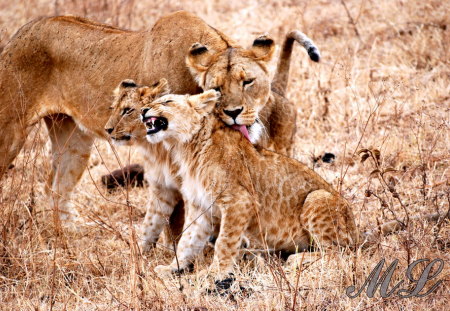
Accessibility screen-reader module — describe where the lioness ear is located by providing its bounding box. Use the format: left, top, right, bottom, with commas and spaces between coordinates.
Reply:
250, 35, 275, 62
188, 90, 220, 114
114, 79, 137, 97
186, 43, 214, 73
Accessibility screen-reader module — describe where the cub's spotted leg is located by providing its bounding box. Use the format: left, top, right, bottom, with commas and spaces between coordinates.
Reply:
44, 114, 93, 221
287, 189, 358, 268
140, 184, 183, 252
154, 202, 213, 278
206, 194, 254, 281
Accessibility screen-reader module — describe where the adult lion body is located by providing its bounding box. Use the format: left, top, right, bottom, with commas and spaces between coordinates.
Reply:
0, 11, 319, 220
0, 12, 225, 218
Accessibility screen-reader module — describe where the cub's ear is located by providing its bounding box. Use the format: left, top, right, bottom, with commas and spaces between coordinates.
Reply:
113, 79, 138, 97
186, 43, 214, 74
139, 78, 171, 98
188, 90, 220, 114
249, 35, 275, 62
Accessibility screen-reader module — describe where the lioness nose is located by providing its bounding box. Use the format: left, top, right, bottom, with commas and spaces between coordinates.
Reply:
105, 128, 114, 134
224, 107, 243, 120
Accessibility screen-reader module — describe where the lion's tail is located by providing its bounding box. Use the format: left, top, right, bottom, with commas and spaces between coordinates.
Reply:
271, 30, 320, 96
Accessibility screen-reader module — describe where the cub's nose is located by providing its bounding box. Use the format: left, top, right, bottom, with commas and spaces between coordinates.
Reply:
105, 128, 114, 134
223, 107, 243, 120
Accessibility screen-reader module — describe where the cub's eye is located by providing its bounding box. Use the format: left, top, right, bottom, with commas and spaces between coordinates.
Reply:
121, 107, 135, 116
243, 78, 255, 87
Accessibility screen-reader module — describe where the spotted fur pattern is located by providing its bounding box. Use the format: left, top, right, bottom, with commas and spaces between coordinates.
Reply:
141, 91, 358, 279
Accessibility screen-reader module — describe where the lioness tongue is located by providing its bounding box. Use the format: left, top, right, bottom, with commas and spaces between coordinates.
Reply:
231, 124, 251, 142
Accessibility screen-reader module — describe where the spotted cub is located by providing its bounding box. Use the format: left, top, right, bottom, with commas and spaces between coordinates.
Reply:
140, 90, 358, 280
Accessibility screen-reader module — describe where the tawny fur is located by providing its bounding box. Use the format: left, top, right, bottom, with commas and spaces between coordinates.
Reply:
140, 91, 358, 279
105, 79, 184, 250
0, 11, 218, 219
0, 10, 317, 221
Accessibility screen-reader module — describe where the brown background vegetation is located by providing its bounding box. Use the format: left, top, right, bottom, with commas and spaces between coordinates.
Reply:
0, 0, 449, 310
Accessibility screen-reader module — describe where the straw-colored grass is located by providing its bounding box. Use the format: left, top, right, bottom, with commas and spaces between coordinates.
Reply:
0, 0, 449, 310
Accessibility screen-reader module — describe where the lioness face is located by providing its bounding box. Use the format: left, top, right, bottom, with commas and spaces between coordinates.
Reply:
186, 36, 275, 143
105, 79, 169, 146
141, 91, 219, 144
205, 51, 271, 125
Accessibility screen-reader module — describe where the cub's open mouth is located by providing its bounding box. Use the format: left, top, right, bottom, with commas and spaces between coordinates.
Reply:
143, 116, 168, 134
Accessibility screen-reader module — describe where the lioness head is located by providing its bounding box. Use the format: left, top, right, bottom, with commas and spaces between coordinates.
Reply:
105, 79, 170, 145
186, 35, 275, 142
141, 90, 220, 144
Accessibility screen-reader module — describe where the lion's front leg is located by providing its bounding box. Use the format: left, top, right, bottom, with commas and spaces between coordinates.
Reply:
154, 202, 213, 278
141, 184, 182, 252
44, 115, 94, 222
209, 196, 253, 279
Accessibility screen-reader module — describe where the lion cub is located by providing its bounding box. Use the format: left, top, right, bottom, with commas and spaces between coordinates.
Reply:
141, 90, 358, 278
105, 78, 185, 251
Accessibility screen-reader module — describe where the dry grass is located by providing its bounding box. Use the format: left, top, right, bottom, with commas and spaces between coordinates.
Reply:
1, 0, 449, 310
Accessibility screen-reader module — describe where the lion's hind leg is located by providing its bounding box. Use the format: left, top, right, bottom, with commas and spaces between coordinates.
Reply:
0, 119, 27, 180
302, 189, 358, 250
287, 190, 358, 268
44, 114, 93, 221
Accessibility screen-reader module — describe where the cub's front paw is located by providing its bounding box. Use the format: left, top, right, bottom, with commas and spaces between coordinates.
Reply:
202, 272, 237, 295
214, 274, 236, 291
154, 265, 178, 279
140, 241, 156, 253
197, 265, 236, 294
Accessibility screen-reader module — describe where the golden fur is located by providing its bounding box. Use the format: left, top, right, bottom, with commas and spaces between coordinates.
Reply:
140, 91, 358, 280
105, 79, 184, 250
0, 11, 318, 220
185, 32, 320, 155
0, 11, 220, 219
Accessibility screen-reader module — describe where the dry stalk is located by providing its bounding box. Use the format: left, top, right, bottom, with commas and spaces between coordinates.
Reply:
340, 0, 362, 41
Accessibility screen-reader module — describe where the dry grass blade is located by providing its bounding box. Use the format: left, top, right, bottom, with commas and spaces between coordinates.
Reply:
0, 0, 449, 310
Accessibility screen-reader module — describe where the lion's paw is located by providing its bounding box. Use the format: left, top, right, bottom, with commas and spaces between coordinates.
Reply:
140, 240, 156, 253
154, 265, 177, 279
197, 266, 236, 294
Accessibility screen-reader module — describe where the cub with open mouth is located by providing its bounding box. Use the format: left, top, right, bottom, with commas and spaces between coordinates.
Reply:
141, 90, 358, 285
104, 78, 186, 251
142, 94, 262, 145
105, 79, 169, 146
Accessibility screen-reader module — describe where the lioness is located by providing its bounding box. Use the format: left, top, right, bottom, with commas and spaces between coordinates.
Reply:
140, 90, 358, 280
0, 11, 319, 220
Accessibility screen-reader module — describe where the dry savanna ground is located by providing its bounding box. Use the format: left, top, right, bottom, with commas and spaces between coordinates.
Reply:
0, 0, 449, 310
